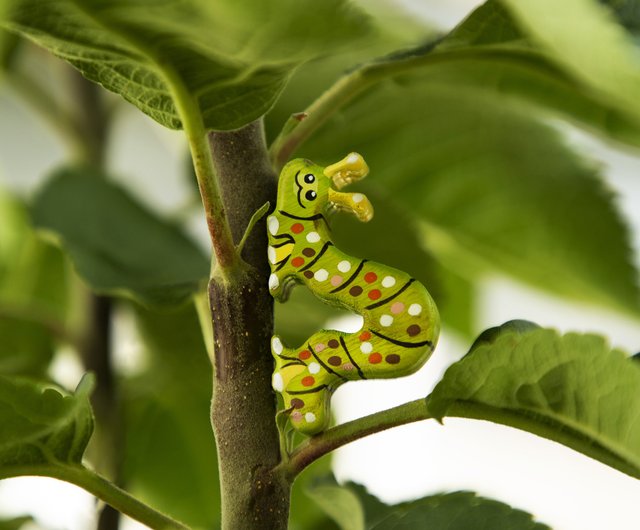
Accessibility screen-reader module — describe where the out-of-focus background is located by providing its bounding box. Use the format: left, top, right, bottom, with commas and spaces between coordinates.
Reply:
1, 0, 640, 529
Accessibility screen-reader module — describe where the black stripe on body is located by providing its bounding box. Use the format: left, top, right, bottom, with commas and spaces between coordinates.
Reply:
275, 256, 290, 271
339, 336, 365, 379
365, 279, 416, 310
279, 210, 327, 222
371, 329, 434, 349
278, 354, 305, 364
300, 241, 333, 271
309, 342, 348, 382
330, 259, 368, 293
272, 233, 295, 243
272, 240, 294, 249
287, 384, 328, 395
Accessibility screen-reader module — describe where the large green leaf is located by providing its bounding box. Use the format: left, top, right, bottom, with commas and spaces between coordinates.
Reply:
419, 0, 640, 146
122, 302, 219, 529
428, 321, 640, 479
31, 166, 209, 307
501, 0, 640, 120
0, 374, 93, 473
5, 0, 370, 130
302, 82, 640, 316
368, 491, 549, 530
307, 479, 549, 530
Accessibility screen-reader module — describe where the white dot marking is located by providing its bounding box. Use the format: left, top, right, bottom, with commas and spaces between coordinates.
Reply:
352, 193, 364, 203
380, 315, 394, 327
272, 372, 283, 392
268, 274, 279, 291
360, 342, 373, 354
267, 216, 279, 235
408, 303, 422, 316
305, 412, 317, 423
337, 260, 351, 273
267, 246, 276, 264
308, 362, 321, 374
382, 276, 396, 288
315, 269, 329, 281
306, 232, 321, 243
347, 153, 359, 164
272, 337, 283, 355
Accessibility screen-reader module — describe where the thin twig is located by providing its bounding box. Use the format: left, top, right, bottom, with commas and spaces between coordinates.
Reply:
283, 398, 433, 479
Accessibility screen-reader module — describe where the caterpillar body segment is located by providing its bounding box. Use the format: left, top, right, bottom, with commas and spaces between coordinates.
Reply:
268, 154, 440, 435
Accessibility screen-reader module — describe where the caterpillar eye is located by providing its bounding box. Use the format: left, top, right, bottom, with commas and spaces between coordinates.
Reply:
304, 173, 315, 184
305, 190, 317, 201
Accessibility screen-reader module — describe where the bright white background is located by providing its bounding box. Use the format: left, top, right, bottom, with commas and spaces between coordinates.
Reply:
1, 1, 640, 528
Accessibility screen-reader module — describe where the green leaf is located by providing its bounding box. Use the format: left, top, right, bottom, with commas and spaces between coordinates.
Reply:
367, 491, 549, 530
0, 516, 33, 530
302, 83, 640, 316
289, 459, 340, 530
429, 322, 640, 479
435, 0, 640, 147
308, 480, 549, 530
0, 374, 94, 473
306, 477, 365, 530
501, 0, 640, 121
599, 1, 640, 34
0, 189, 69, 376
5, 0, 370, 130
31, 166, 209, 307
122, 302, 219, 529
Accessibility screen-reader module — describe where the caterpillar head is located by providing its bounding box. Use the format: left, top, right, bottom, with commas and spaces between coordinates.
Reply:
277, 153, 373, 222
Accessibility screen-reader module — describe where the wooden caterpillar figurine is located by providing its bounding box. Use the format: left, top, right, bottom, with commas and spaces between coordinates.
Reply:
268, 153, 440, 435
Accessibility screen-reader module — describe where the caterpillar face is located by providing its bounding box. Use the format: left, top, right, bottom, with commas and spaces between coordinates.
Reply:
277, 154, 373, 222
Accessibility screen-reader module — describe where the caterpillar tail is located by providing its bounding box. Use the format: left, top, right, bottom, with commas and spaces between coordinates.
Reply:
271, 336, 332, 436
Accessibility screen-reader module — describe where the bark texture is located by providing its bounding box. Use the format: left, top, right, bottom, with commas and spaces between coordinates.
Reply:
208, 121, 290, 529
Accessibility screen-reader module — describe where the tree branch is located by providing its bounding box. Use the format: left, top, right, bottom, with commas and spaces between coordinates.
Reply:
283, 398, 433, 479
162, 67, 239, 273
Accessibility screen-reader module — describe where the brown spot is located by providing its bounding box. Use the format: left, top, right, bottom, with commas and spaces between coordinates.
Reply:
407, 324, 421, 336
291, 398, 305, 409
302, 247, 316, 257
328, 356, 342, 366
328, 339, 339, 348
303, 270, 314, 279
385, 354, 401, 364
349, 285, 363, 296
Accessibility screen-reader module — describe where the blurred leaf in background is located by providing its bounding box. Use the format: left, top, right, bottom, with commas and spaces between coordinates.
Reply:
5, 0, 371, 130
122, 302, 219, 528
0, 186, 69, 377
31, 166, 209, 308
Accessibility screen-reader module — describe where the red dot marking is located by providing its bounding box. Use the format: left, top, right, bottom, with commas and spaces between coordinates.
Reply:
299, 350, 312, 360
368, 289, 381, 300
291, 257, 305, 267
301, 376, 315, 387
291, 223, 304, 234
364, 272, 378, 283
359, 331, 371, 341
369, 352, 382, 364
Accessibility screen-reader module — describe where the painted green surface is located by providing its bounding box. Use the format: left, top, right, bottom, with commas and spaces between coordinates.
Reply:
269, 154, 440, 435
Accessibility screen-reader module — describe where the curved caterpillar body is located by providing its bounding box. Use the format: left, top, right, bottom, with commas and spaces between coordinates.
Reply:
268, 153, 439, 435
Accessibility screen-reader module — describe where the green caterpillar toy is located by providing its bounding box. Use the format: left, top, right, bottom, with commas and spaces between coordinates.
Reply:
268, 153, 440, 435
